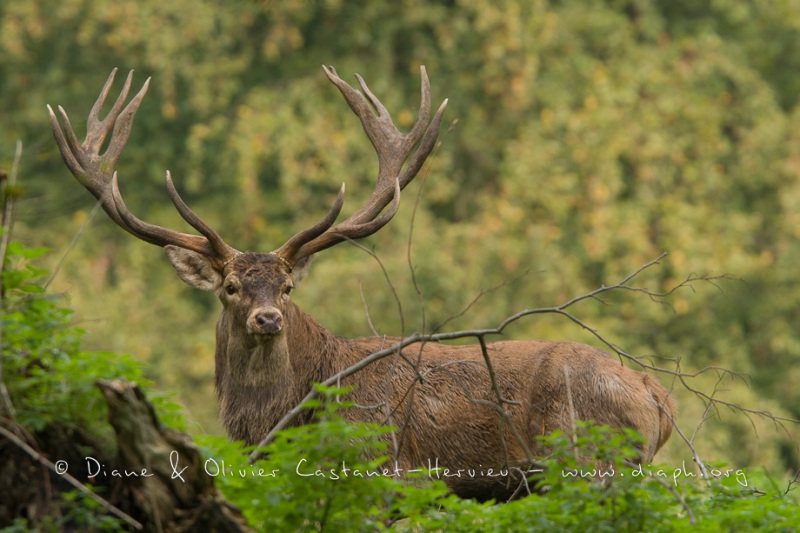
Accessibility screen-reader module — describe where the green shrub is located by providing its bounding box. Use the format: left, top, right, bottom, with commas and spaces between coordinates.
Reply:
2, 241, 182, 441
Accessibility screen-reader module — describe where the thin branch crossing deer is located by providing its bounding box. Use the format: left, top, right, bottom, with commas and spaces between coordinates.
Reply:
49, 67, 675, 501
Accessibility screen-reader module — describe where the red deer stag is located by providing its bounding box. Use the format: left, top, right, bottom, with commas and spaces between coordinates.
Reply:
49, 67, 675, 501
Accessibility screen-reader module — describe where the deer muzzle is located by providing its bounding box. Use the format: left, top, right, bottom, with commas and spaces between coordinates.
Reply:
247, 307, 283, 336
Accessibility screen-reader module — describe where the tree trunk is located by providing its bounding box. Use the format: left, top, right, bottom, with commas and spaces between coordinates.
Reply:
96, 379, 255, 533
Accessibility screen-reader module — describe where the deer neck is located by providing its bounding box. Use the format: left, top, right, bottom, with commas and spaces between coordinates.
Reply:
214, 301, 342, 444
218, 324, 291, 388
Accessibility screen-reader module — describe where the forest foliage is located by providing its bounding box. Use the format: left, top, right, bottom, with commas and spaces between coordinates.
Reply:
1, 0, 799, 503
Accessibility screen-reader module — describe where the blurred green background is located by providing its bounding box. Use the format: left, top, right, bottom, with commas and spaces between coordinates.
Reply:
2, 0, 799, 476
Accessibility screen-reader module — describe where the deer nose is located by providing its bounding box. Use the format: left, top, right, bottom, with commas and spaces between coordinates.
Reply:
248, 308, 283, 335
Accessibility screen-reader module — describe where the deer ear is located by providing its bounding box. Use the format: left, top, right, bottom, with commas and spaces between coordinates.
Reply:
164, 245, 221, 291
290, 255, 315, 288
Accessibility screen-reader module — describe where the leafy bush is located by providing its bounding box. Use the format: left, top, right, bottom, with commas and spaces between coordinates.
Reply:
2, 241, 182, 441
1, 241, 177, 530
198, 384, 432, 531
389, 421, 800, 532
205, 396, 800, 532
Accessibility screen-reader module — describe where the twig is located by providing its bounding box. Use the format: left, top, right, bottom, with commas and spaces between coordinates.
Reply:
0, 424, 143, 530
689, 375, 728, 445
433, 268, 532, 336
477, 335, 519, 407
404, 115, 452, 339
44, 198, 102, 289
622, 459, 697, 524
414, 357, 538, 466
358, 282, 381, 337
0, 140, 23, 421
785, 469, 800, 496
346, 239, 405, 337
0, 417, 54, 514
563, 366, 580, 464
0, 140, 22, 272
348, 237, 424, 464
506, 467, 535, 500
660, 404, 711, 481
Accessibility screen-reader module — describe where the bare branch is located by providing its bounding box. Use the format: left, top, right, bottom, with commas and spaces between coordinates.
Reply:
346, 238, 405, 336
0, 140, 23, 421
660, 404, 711, 481
0, 422, 143, 530
44, 199, 103, 290
432, 268, 533, 334
785, 469, 800, 496
622, 459, 697, 525
358, 282, 382, 338
563, 366, 580, 464
403, 113, 450, 338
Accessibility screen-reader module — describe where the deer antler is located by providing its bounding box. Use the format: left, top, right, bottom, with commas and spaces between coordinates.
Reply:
49, 67, 445, 270
48, 69, 239, 269
275, 65, 448, 264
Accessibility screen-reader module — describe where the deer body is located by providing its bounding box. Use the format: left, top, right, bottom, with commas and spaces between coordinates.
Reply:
173, 250, 673, 501
49, 67, 675, 502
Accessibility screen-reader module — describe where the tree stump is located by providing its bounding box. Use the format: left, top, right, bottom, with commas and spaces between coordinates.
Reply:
96, 379, 255, 533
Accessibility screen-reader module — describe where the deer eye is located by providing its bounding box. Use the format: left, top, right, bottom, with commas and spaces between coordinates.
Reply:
283, 285, 293, 296
225, 284, 238, 295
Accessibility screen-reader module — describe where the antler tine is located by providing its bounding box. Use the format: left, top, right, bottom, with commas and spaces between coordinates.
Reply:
48, 71, 125, 181
165, 171, 241, 263
291, 178, 402, 261
48, 70, 150, 216
107, 174, 211, 258
277, 66, 447, 264
274, 183, 346, 261
85, 68, 133, 154
104, 172, 236, 270
49, 69, 239, 268
103, 77, 151, 170
397, 97, 448, 188
351, 65, 432, 172
48, 105, 85, 181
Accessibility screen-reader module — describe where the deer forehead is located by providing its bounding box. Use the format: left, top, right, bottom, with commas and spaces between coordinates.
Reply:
225, 253, 293, 290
